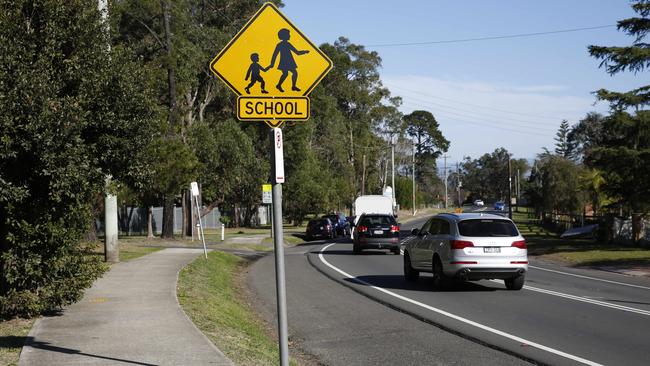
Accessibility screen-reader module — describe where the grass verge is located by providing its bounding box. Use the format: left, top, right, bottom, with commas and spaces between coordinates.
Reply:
119, 242, 163, 261
0, 317, 35, 366
177, 251, 297, 366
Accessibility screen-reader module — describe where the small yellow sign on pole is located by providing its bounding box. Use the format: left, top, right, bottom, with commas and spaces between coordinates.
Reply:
210, 2, 332, 128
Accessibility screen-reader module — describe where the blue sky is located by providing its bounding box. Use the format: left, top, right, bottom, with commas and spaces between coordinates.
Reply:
280, 0, 644, 163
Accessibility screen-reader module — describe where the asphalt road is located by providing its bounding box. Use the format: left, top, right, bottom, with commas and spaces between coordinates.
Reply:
304, 216, 650, 366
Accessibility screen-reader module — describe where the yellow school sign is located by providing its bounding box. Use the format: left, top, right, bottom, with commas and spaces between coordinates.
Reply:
210, 2, 332, 128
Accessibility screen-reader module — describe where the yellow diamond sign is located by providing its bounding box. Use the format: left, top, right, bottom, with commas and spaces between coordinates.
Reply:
210, 2, 332, 127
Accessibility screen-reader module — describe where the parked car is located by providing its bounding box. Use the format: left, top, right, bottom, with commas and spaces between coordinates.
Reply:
473, 199, 485, 206
323, 212, 350, 236
403, 213, 527, 290
494, 201, 505, 211
305, 218, 335, 241
352, 213, 400, 255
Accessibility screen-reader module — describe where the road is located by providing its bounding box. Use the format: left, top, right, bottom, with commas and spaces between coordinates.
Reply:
249, 215, 650, 365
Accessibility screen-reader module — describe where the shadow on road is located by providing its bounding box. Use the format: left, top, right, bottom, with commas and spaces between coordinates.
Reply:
342, 275, 501, 292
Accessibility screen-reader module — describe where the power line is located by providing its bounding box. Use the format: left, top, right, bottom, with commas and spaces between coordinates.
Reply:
395, 91, 560, 132
387, 84, 569, 121
401, 99, 551, 137
367, 24, 615, 47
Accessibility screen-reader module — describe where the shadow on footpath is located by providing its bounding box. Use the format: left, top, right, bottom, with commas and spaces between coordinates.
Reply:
16, 337, 157, 366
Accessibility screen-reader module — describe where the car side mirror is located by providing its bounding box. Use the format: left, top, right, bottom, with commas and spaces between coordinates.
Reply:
411, 228, 419, 236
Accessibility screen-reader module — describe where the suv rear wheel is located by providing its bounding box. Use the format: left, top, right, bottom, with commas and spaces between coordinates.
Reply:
403, 252, 419, 282
432, 256, 450, 290
505, 275, 525, 290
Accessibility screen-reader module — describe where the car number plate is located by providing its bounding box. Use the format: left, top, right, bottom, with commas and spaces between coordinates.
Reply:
373, 230, 384, 235
484, 247, 500, 253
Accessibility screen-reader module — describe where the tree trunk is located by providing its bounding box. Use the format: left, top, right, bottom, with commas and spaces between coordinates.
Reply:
632, 213, 645, 244
147, 206, 154, 239
182, 190, 189, 238
161, 195, 175, 238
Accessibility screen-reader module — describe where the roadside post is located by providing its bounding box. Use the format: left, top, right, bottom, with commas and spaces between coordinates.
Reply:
262, 184, 273, 238
209, 3, 332, 365
191, 182, 208, 259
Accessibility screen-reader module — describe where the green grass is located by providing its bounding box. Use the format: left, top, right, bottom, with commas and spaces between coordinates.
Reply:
177, 251, 298, 366
0, 317, 34, 366
119, 243, 162, 261
261, 234, 305, 246
542, 249, 650, 267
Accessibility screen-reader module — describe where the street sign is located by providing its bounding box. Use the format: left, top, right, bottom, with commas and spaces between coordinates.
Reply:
273, 128, 285, 183
262, 184, 272, 204
210, 2, 332, 128
190, 181, 200, 197
237, 96, 309, 121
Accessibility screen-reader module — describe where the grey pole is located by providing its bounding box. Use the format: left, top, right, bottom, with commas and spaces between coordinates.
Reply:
412, 143, 416, 216
508, 158, 513, 219
104, 177, 119, 263
271, 130, 289, 366
391, 140, 395, 213
443, 155, 449, 209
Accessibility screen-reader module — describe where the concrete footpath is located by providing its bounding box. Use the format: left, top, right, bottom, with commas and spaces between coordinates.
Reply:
20, 248, 232, 366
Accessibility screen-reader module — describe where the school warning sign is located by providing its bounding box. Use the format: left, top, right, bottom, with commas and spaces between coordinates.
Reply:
210, 2, 333, 128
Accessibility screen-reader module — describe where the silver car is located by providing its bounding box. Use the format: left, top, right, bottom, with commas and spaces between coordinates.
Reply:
403, 213, 527, 290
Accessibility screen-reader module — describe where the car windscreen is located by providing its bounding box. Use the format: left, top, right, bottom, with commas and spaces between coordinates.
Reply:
360, 215, 396, 226
458, 219, 519, 237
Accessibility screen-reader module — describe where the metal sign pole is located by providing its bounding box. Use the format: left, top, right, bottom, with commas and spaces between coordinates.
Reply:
191, 182, 208, 259
271, 128, 289, 366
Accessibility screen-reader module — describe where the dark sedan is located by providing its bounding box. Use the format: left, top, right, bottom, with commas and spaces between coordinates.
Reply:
352, 214, 400, 255
305, 218, 335, 241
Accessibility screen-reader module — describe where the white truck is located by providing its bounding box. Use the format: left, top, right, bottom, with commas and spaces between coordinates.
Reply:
351, 195, 394, 239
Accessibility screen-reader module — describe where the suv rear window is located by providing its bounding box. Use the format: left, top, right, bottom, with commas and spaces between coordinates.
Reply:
360, 215, 396, 226
458, 219, 518, 237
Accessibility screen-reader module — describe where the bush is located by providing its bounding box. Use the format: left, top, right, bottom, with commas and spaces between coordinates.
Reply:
0, 1, 153, 318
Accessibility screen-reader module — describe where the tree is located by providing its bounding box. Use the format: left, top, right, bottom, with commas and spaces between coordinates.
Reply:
460, 148, 527, 202
404, 110, 450, 203
567, 112, 606, 162
0, 0, 156, 317
528, 155, 585, 214
554, 120, 571, 158
587, 0, 650, 242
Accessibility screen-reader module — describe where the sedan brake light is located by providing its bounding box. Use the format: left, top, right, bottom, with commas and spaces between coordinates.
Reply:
511, 240, 527, 249
390, 225, 399, 233
357, 225, 368, 233
450, 240, 474, 249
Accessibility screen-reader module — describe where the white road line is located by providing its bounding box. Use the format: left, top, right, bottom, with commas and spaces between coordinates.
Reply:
318, 243, 604, 366
529, 265, 650, 291
487, 280, 650, 317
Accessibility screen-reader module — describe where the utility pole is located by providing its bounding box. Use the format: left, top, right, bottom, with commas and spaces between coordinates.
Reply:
98, 0, 118, 262
412, 143, 416, 215
391, 139, 396, 213
442, 154, 450, 209
456, 162, 461, 208
516, 168, 520, 213
508, 158, 513, 219
361, 154, 366, 196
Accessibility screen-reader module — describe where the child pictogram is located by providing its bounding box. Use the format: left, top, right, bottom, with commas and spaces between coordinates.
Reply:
267, 28, 310, 92
244, 53, 269, 94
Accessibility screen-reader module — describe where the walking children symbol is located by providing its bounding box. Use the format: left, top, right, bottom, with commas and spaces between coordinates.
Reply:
244, 53, 268, 94
244, 28, 310, 94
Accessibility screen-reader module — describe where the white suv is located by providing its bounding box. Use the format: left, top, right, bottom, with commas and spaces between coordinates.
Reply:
403, 213, 527, 290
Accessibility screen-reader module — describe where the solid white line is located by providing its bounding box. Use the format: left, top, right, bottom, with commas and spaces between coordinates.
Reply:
529, 265, 650, 290
318, 243, 604, 366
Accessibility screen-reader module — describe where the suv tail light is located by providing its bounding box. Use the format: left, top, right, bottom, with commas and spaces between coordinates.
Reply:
511, 240, 527, 249
357, 225, 368, 233
450, 240, 474, 249
390, 225, 399, 233
326, 224, 331, 230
